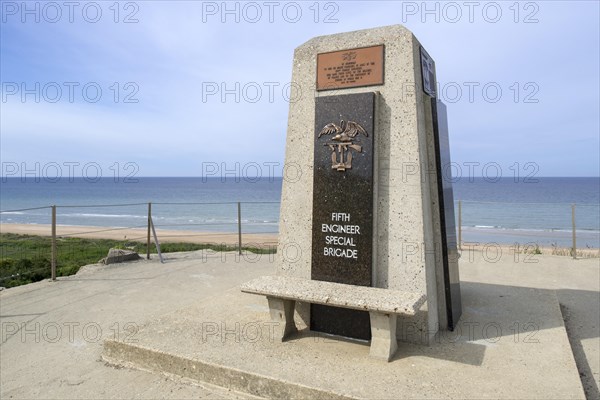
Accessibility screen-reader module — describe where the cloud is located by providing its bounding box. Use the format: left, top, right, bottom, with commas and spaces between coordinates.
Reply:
1, 1, 598, 176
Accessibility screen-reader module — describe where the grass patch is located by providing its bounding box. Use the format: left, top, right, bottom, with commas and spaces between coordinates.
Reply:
0, 233, 275, 288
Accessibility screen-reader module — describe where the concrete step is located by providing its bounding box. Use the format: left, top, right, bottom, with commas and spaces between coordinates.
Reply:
102, 283, 586, 399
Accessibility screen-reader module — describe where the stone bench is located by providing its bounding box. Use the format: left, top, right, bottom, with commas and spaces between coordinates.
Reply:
240, 276, 426, 361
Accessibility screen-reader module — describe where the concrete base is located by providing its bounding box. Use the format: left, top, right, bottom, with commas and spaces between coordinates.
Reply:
369, 312, 397, 361
267, 297, 297, 341
102, 281, 585, 399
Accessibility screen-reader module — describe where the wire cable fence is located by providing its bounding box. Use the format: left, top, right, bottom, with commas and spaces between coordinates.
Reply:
1, 200, 598, 286
0, 201, 280, 286
456, 200, 600, 257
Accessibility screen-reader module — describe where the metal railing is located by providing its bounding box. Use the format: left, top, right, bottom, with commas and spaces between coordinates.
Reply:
0, 201, 279, 283
1, 200, 598, 284
457, 200, 600, 258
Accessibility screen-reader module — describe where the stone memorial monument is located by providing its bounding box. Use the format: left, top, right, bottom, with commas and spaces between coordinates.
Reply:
242, 24, 461, 360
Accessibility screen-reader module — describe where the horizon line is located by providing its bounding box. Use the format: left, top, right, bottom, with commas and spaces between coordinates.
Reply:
1, 176, 599, 179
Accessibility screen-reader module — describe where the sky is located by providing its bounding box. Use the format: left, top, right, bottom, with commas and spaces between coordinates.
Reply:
1, 0, 599, 179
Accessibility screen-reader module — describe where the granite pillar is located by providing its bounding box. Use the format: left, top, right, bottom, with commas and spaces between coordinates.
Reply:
276, 25, 461, 344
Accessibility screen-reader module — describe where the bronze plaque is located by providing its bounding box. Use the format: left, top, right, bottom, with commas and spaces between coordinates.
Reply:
317, 45, 384, 91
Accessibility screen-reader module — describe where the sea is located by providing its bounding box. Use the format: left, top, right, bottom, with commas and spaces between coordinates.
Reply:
1, 177, 598, 248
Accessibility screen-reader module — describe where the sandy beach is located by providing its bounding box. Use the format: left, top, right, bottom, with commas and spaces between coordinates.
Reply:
0, 223, 278, 247
2, 222, 597, 257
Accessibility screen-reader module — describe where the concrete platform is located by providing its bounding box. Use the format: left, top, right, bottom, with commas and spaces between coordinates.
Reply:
0, 250, 273, 399
2, 248, 597, 399
103, 278, 586, 399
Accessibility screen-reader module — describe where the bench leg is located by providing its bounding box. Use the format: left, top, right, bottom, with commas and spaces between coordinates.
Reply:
267, 297, 297, 341
369, 312, 398, 361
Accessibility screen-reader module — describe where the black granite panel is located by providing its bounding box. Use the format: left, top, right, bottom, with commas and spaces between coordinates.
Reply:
310, 92, 375, 340
310, 304, 372, 340
431, 99, 462, 330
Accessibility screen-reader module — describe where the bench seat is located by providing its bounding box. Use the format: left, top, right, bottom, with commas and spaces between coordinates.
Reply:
241, 275, 426, 361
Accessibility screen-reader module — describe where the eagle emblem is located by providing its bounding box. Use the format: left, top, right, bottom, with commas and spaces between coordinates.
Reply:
318, 120, 368, 171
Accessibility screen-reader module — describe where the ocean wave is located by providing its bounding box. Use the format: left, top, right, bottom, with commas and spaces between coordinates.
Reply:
59, 213, 146, 219
1, 211, 25, 215
465, 226, 600, 234
172, 217, 277, 224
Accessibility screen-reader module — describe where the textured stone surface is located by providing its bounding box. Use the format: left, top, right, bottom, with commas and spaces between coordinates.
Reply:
276, 25, 442, 343
241, 276, 425, 315
369, 312, 398, 361
104, 248, 141, 265
267, 297, 297, 340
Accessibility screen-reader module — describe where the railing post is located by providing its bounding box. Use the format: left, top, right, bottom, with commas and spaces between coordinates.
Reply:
147, 202, 152, 259
150, 217, 164, 264
51, 205, 57, 281
237, 202, 242, 256
572, 204, 577, 259
458, 200, 462, 251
